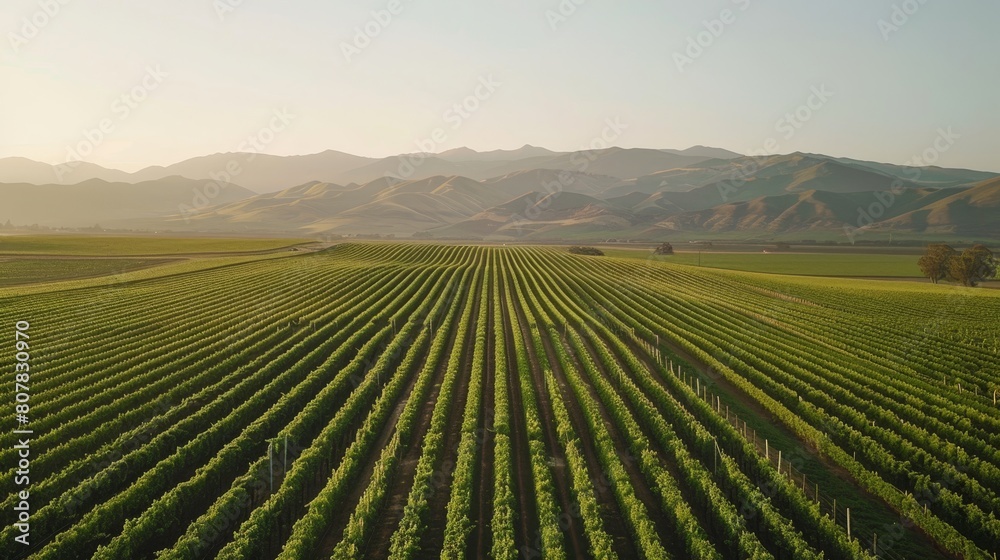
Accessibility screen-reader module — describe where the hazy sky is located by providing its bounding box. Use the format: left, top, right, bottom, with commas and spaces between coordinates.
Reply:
2, 0, 997, 172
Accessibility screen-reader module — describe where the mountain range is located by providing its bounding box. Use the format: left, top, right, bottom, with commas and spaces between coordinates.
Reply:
0, 145, 735, 193
1, 147, 997, 241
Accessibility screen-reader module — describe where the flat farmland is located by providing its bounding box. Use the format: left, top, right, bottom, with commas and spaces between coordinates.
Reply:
1, 243, 998, 559
0, 235, 310, 256
0, 258, 169, 287
599, 248, 923, 278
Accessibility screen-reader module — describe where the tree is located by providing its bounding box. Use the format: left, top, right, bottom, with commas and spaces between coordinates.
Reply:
947, 244, 996, 287
653, 242, 674, 255
918, 244, 956, 284
568, 246, 604, 256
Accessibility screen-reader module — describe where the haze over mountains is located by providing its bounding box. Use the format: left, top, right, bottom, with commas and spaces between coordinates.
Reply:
0, 146, 726, 193
2, 146, 997, 241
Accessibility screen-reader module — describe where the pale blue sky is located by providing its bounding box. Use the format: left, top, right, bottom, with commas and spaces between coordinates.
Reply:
1, 0, 996, 172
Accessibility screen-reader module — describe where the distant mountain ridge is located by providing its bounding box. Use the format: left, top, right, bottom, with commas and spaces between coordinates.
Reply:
0, 145, 735, 193
2, 147, 997, 241
0, 157, 133, 185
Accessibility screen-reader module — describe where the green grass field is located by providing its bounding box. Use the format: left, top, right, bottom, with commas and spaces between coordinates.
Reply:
600, 248, 922, 277
0, 235, 310, 256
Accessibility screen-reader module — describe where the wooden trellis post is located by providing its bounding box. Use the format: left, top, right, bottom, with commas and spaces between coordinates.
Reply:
714, 438, 719, 474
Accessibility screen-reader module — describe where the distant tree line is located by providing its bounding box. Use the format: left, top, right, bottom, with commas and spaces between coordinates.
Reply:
568, 246, 604, 256
919, 244, 996, 286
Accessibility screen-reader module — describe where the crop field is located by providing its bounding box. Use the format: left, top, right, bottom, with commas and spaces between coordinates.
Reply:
2, 243, 999, 559
0, 258, 169, 287
0, 236, 309, 256
598, 249, 923, 278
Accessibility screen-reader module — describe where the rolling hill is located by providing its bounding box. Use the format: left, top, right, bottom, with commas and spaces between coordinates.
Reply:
651, 190, 862, 233
130, 150, 377, 193
2, 147, 997, 241
877, 177, 1000, 236
156, 169, 626, 236
430, 191, 635, 240
0, 177, 255, 227
0, 147, 717, 194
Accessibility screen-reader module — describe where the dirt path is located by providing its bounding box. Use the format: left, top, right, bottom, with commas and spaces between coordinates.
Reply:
498, 277, 540, 557
533, 322, 641, 559
565, 324, 684, 558
346, 333, 441, 560
317, 279, 463, 558
581, 320, 727, 550
312, 334, 428, 558
509, 281, 588, 559
469, 273, 496, 559
415, 278, 481, 557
